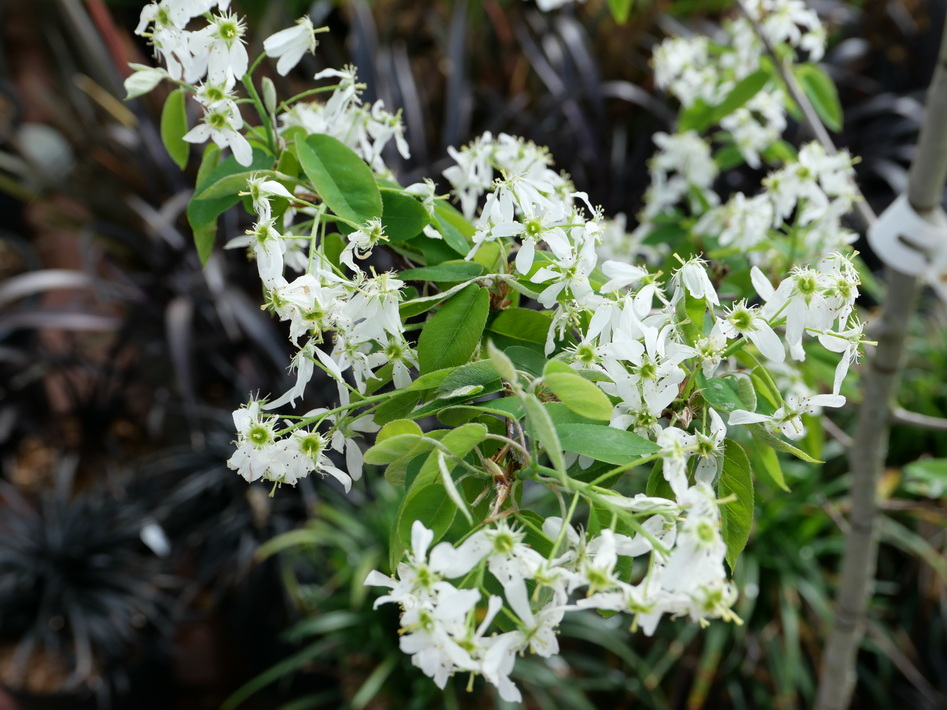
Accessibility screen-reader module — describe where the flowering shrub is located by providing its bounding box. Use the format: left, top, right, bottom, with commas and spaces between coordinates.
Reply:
130, 0, 868, 702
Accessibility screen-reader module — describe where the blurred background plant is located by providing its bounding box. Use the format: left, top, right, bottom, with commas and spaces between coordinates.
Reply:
1, 0, 947, 707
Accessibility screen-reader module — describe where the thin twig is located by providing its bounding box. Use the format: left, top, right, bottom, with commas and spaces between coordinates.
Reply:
822, 416, 854, 449
891, 407, 947, 432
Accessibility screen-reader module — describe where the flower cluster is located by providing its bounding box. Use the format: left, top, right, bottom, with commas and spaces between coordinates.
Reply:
129, 0, 871, 702
367, 494, 734, 702
130, 1, 322, 166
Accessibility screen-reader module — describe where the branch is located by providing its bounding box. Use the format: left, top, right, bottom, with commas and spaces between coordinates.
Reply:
891, 407, 947, 432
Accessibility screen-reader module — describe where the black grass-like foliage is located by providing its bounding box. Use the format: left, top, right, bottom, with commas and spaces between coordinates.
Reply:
0, 480, 174, 695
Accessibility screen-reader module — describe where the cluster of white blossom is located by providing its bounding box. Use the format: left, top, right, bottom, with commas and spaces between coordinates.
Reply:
366, 490, 735, 702
694, 142, 859, 264
278, 66, 410, 176
131, 1, 322, 166
129, 3, 415, 489
222, 172, 414, 486
130, 1, 870, 701
651, 0, 824, 172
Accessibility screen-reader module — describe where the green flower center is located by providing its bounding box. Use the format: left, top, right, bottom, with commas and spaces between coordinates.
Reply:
729, 308, 752, 332
248, 424, 272, 446
796, 273, 817, 296
299, 433, 325, 458
696, 520, 716, 545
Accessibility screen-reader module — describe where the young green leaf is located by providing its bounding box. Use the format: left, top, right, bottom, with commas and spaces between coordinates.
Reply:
719, 440, 755, 571
417, 284, 490, 374
555, 423, 659, 465
793, 63, 843, 133
380, 188, 430, 242
522, 393, 566, 475
187, 148, 272, 265
161, 88, 189, 170
400, 262, 485, 283
437, 451, 473, 524
542, 369, 613, 421
488, 308, 553, 347
296, 133, 382, 225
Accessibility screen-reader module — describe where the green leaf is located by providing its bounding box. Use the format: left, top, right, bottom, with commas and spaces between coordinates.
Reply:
543, 368, 613, 421
646, 460, 674, 500
380, 189, 430, 242
391, 423, 487, 568
607, 0, 633, 23
719, 441, 755, 571
372, 391, 419, 425
296, 134, 382, 225
714, 144, 745, 170
363, 433, 423, 465
555, 423, 659, 465
793, 63, 843, 133
432, 202, 474, 256
709, 70, 770, 125
488, 308, 553, 347
749, 424, 821, 465
437, 360, 501, 397
505, 346, 547, 377
417, 284, 490, 374
680, 70, 770, 134
522, 393, 566, 475
196, 169, 299, 200
395, 485, 457, 566
487, 341, 519, 384
160, 88, 189, 170
400, 262, 485, 283
187, 148, 273, 265
376, 419, 423, 442
751, 433, 791, 492
698, 372, 753, 413
678, 98, 715, 134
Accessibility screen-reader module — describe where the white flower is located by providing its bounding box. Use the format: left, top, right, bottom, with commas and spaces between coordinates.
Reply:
340, 218, 387, 272
656, 427, 696, 500
671, 255, 719, 307
263, 17, 318, 76
183, 100, 252, 166
717, 299, 784, 363
729, 393, 845, 440
398, 586, 482, 688
190, 11, 249, 82
226, 398, 278, 482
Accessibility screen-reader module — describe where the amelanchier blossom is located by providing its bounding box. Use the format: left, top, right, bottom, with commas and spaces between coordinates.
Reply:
132, 0, 871, 701
263, 17, 319, 76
